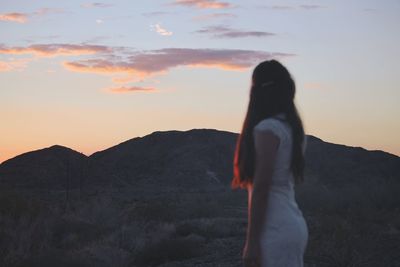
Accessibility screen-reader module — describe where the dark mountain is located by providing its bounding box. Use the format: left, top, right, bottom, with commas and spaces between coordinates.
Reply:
304, 135, 400, 187
89, 129, 237, 190
1, 129, 399, 267
0, 129, 399, 193
0, 145, 88, 190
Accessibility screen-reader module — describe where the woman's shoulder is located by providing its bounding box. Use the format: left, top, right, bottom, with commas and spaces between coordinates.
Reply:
254, 116, 289, 143
254, 118, 284, 137
254, 117, 284, 132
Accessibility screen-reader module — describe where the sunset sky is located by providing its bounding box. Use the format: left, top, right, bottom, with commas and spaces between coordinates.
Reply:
1, 0, 399, 163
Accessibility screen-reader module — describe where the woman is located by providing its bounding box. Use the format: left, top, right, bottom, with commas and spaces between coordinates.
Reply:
231, 60, 308, 267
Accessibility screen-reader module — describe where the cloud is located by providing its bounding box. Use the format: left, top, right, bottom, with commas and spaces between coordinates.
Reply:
195, 26, 275, 38
173, 0, 232, 9
63, 48, 294, 80
81, 2, 114, 8
63, 58, 146, 76
0, 43, 111, 57
0, 42, 295, 89
32, 8, 65, 16
0, 61, 13, 71
0, 12, 28, 23
192, 12, 236, 21
104, 86, 159, 93
0, 8, 65, 23
0, 58, 34, 72
111, 75, 142, 84
264, 4, 325, 11
150, 23, 173, 36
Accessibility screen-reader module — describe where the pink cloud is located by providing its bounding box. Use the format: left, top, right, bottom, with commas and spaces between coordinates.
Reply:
0, 43, 111, 57
104, 86, 159, 93
0, 42, 295, 90
0, 61, 12, 71
0, 58, 33, 72
0, 12, 28, 23
63, 48, 293, 78
0, 8, 65, 24
173, 0, 232, 9
192, 12, 236, 21
195, 26, 276, 38
32, 8, 65, 16
150, 23, 173, 36
264, 4, 326, 10
62, 58, 147, 77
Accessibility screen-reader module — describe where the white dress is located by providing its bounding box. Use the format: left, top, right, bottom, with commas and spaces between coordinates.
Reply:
250, 113, 308, 267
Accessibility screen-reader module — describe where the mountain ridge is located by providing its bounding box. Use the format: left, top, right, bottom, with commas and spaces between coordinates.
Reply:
1, 129, 398, 165
0, 128, 398, 193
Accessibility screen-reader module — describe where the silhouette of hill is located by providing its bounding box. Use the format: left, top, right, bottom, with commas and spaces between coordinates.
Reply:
305, 135, 400, 186
1, 129, 399, 267
0, 145, 88, 190
0, 129, 399, 193
89, 129, 237, 190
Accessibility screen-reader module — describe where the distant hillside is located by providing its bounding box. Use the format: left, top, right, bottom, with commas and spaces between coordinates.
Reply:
0, 145, 87, 190
89, 129, 237, 190
1, 129, 400, 267
0, 129, 399, 193
305, 135, 400, 186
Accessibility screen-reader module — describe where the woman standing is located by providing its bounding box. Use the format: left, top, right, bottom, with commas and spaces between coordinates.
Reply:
231, 60, 308, 267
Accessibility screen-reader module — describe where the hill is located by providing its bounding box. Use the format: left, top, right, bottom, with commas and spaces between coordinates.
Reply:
1, 129, 398, 193
0, 145, 87, 190
1, 129, 399, 266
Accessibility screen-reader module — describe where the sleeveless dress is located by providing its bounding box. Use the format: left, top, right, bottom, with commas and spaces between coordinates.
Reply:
249, 113, 308, 267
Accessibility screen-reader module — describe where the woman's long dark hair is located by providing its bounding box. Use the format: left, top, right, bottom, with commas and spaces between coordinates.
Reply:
231, 59, 306, 189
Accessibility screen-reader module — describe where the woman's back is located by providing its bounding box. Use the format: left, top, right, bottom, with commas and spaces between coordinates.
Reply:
250, 112, 308, 267
253, 113, 307, 185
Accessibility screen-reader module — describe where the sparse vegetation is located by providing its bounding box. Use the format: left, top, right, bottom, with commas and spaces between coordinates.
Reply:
1, 179, 399, 267
0, 188, 247, 267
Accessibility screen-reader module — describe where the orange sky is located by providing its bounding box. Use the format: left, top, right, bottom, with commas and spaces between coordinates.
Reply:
1, 0, 399, 163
